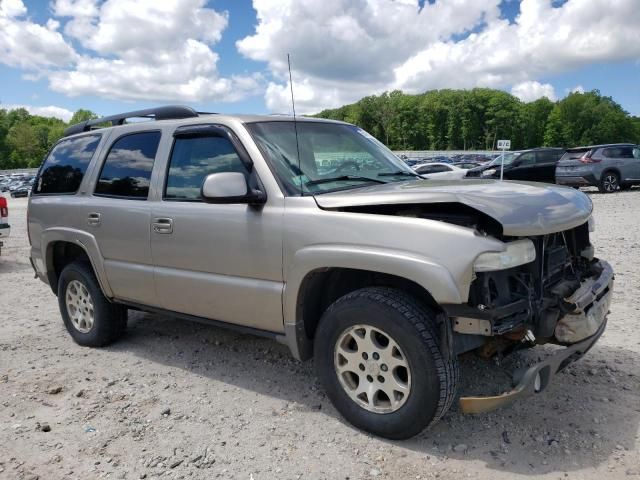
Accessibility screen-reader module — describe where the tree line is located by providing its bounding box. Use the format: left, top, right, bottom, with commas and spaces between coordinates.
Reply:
315, 88, 640, 151
2, 89, 639, 169
0, 108, 97, 170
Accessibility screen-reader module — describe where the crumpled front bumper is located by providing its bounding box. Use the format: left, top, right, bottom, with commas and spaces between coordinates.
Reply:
459, 260, 614, 415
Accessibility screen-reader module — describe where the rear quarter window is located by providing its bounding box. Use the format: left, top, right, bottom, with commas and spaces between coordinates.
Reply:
560, 149, 591, 161
34, 134, 101, 194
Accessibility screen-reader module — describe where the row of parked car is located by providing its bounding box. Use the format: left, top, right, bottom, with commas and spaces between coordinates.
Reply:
404, 143, 640, 193
0, 173, 35, 197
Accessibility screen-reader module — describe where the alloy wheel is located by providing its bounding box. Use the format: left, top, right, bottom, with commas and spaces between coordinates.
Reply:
603, 174, 618, 192
65, 280, 95, 333
334, 324, 411, 414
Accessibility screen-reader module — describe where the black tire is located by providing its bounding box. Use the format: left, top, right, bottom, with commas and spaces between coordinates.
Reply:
57, 261, 127, 347
314, 287, 458, 439
599, 171, 620, 193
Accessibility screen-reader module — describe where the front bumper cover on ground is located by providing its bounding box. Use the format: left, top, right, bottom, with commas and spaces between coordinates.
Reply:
459, 317, 607, 414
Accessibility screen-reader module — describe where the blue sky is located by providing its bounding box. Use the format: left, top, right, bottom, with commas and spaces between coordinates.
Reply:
1, 0, 639, 121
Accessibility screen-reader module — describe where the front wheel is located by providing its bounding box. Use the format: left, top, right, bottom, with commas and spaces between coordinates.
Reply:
314, 287, 458, 439
599, 171, 620, 193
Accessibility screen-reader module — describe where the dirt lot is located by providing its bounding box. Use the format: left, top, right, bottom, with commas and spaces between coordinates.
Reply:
1, 192, 639, 480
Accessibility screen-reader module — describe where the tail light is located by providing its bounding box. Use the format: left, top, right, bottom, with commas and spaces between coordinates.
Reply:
579, 150, 600, 164
0, 196, 7, 221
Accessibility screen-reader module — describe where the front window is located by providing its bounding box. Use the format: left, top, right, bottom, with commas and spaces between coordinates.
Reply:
489, 153, 517, 166
246, 121, 416, 195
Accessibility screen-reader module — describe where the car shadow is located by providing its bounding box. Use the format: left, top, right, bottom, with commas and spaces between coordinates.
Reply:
113, 311, 640, 476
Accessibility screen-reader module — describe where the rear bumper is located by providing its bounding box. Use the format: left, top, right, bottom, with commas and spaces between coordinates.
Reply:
459, 319, 606, 414
556, 173, 598, 187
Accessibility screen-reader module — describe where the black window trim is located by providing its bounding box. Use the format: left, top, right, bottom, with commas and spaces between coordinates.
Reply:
162, 123, 263, 203
32, 132, 103, 197
93, 129, 162, 201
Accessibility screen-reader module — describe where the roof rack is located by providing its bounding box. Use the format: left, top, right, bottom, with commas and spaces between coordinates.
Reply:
63, 105, 200, 137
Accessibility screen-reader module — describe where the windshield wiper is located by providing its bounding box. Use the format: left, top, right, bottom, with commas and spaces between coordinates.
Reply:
378, 170, 421, 177
306, 175, 387, 186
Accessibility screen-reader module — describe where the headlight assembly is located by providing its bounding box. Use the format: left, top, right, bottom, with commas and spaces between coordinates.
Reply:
474, 239, 536, 272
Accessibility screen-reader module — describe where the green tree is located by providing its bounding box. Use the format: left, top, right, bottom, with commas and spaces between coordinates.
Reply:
69, 109, 98, 125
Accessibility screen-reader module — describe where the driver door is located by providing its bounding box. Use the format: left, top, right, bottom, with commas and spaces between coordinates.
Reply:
505, 152, 536, 181
150, 126, 284, 332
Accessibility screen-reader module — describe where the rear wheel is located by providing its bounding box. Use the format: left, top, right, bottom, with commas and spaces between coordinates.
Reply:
314, 287, 458, 439
599, 171, 620, 193
58, 261, 127, 347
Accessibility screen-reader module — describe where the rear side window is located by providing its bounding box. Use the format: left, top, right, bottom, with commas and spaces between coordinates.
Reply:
165, 136, 247, 201
536, 150, 561, 164
35, 134, 101, 194
603, 147, 634, 158
95, 131, 161, 199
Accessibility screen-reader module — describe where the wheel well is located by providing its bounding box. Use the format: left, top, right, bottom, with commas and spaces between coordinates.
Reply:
296, 268, 442, 357
601, 168, 621, 180
47, 241, 91, 295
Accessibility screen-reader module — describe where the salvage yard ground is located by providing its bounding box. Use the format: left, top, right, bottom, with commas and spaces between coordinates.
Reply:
1, 193, 639, 480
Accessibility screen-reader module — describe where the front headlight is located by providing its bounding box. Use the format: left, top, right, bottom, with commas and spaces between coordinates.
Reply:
482, 168, 496, 177
588, 215, 595, 232
474, 239, 536, 272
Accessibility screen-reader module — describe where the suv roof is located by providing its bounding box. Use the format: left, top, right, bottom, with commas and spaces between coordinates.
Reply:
63, 105, 346, 138
566, 143, 637, 152
517, 147, 565, 153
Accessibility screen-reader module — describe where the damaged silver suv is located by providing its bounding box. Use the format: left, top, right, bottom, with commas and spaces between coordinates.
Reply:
28, 106, 614, 439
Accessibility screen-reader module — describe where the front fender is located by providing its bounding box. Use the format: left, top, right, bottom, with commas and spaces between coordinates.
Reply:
285, 244, 462, 307
40, 227, 113, 297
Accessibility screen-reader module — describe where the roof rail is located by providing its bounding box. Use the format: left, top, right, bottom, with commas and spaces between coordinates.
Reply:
63, 105, 200, 137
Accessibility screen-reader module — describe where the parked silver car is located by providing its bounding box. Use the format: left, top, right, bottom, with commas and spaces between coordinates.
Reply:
28, 106, 614, 439
555, 143, 640, 192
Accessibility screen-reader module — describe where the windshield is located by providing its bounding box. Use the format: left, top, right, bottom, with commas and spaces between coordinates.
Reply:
246, 121, 416, 195
488, 153, 518, 166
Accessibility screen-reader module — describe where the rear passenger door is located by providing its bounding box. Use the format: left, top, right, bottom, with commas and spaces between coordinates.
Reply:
150, 126, 283, 332
87, 131, 162, 306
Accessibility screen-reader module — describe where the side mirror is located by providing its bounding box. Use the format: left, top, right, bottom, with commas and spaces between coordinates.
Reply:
201, 172, 266, 205
511, 160, 521, 167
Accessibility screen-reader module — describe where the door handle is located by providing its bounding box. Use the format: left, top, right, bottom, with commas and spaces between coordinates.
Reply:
87, 212, 101, 226
152, 217, 173, 234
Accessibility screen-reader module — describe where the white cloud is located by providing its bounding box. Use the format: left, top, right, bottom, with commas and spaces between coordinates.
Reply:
47, 0, 263, 102
0, 0, 262, 103
511, 81, 556, 102
0, 0, 77, 69
570, 84, 585, 94
2, 0, 640, 112
239, 0, 640, 113
2, 104, 74, 121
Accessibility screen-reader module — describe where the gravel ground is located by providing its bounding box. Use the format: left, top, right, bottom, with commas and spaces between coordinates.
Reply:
1, 192, 639, 480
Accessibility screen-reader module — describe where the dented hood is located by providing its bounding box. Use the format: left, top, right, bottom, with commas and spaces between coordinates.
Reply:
314, 179, 593, 236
